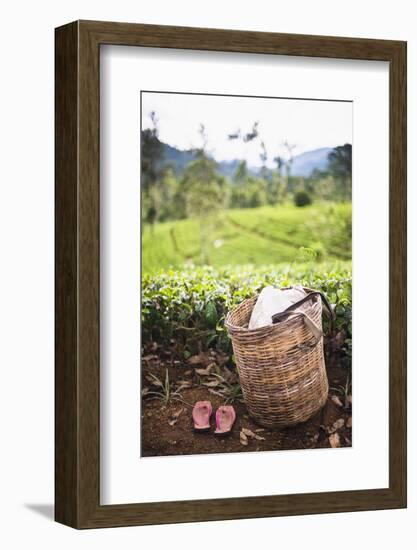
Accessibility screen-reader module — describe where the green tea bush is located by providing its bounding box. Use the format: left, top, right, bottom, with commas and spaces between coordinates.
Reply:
294, 190, 313, 207
142, 262, 352, 364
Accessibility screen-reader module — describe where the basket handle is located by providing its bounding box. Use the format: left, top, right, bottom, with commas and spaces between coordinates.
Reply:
272, 290, 334, 322
271, 290, 334, 342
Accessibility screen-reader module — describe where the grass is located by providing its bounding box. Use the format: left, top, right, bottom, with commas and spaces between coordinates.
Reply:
144, 368, 183, 405
142, 202, 351, 273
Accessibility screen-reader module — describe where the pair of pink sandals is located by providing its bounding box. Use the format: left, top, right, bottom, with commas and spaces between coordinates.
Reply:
192, 401, 236, 435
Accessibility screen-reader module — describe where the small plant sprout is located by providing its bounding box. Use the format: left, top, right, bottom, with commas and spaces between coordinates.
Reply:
145, 368, 183, 406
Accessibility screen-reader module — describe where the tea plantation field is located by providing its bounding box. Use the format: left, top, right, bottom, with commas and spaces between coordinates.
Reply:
142, 202, 351, 273
142, 262, 352, 360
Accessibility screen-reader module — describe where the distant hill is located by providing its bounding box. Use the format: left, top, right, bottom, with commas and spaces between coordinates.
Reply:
290, 147, 332, 177
159, 142, 196, 173
154, 138, 336, 179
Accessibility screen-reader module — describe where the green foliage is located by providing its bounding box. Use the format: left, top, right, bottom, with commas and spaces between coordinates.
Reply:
176, 154, 228, 264
142, 202, 352, 273
145, 368, 183, 405
233, 160, 248, 183
294, 190, 313, 207
141, 118, 163, 194
230, 176, 268, 208
141, 113, 164, 226
180, 156, 228, 219
328, 143, 352, 200
205, 302, 218, 328
142, 262, 352, 363
141, 115, 352, 226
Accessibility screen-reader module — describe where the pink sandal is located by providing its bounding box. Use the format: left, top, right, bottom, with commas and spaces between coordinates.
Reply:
215, 405, 236, 435
192, 401, 212, 432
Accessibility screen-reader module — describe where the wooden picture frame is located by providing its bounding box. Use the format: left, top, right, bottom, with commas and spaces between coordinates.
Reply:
55, 20, 407, 528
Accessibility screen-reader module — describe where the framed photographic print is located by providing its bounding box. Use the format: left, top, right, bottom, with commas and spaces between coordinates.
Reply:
55, 20, 407, 528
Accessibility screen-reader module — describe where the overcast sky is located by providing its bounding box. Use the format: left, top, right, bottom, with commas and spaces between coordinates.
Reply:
142, 92, 352, 167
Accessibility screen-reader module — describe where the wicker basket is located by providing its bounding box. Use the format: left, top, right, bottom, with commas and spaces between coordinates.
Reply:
225, 288, 330, 428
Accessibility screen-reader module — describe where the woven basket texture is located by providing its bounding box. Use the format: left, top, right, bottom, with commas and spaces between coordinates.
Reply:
225, 289, 328, 428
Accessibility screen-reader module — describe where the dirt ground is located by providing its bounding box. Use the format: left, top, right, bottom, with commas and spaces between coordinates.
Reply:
141, 347, 352, 457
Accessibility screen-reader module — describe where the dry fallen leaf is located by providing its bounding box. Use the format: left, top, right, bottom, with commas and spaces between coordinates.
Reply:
188, 352, 211, 366
145, 374, 163, 387
240, 430, 249, 446
331, 395, 344, 408
168, 408, 183, 427
328, 418, 345, 434
346, 416, 352, 428
329, 432, 341, 448
220, 367, 234, 382
241, 427, 265, 441
195, 364, 215, 376
207, 389, 225, 397
202, 380, 221, 388
195, 369, 208, 376
142, 354, 158, 362
141, 387, 150, 396
215, 352, 229, 366
176, 380, 192, 390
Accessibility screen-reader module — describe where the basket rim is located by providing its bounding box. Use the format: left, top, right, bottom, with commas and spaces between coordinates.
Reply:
225, 286, 320, 335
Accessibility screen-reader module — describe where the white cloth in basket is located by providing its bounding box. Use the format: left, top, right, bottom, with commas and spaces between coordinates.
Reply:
248, 286, 306, 330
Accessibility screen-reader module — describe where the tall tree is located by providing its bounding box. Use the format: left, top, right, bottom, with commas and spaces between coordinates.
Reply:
328, 143, 352, 200
272, 141, 296, 197
282, 140, 297, 184
259, 141, 269, 179
180, 124, 228, 264
274, 155, 285, 177
234, 160, 248, 184
141, 111, 163, 230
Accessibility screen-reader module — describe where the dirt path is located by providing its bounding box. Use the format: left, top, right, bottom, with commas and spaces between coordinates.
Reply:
141, 358, 351, 457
